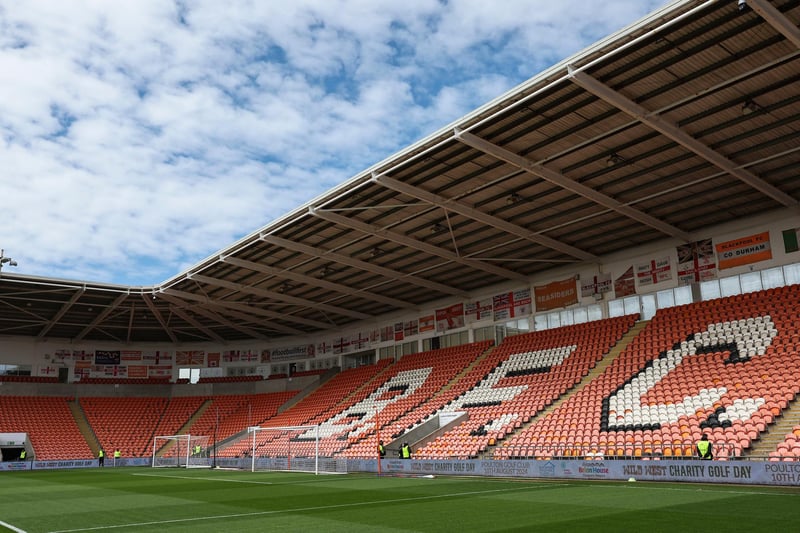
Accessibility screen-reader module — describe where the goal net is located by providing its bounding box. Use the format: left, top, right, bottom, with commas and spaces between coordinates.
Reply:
248, 425, 347, 474
152, 434, 211, 468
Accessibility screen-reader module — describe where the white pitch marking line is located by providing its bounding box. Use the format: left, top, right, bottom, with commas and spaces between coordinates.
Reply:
0, 519, 28, 533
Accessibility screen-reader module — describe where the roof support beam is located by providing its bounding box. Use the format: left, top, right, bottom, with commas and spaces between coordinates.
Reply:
155, 292, 268, 340
169, 306, 226, 343
142, 294, 179, 343
309, 208, 530, 283
260, 235, 469, 298
221, 256, 416, 310
188, 273, 371, 321
567, 68, 798, 207
746, 0, 800, 48
160, 288, 322, 333
37, 286, 85, 339
75, 292, 129, 342
372, 173, 599, 262
454, 130, 695, 243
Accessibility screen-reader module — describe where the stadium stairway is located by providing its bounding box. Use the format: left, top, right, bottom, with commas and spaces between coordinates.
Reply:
744, 395, 799, 459
275, 366, 340, 414
180, 399, 213, 434
68, 399, 101, 457
153, 400, 212, 457
482, 320, 649, 459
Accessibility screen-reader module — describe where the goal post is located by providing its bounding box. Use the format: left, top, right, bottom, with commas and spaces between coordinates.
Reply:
152, 434, 211, 468
247, 425, 346, 475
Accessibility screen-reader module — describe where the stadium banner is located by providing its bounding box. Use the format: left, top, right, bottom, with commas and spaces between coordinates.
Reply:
207, 352, 221, 367
371, 459, 795, 487
404, 319, 419, 337
90, 365, 127, 378
636, 256, 672, 286
222, 350, 240, 362
141, 350, 169, 364
393, 323, 404, 342
465, 298, 493, 323
493, 288, 532, 319
127, 365, 148, 378
37, 365, 58, 377
419, 314, 435, 333
148, 365, 171, 377
314, 342, 332, 357
580, 273, 611, 298
240, 350, 258, 362
265, 344, 315, 362
120, 350, 142, 361
33, 460, 96, 470
435, 303, 465, 332
677, 239, 717, 285
614, 267, 635, 297
534, 278, 577, 312
716, 231, 772, 269
72, 350, 93, 361
94, 350, 120, 365
333, 336, 351, 354
51, 349, 71, 362
176, 350, 204, 365
352, 331, 371, 349
380, 325, 393, 342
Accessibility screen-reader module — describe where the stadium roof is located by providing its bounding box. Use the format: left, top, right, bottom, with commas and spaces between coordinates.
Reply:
0, 0, 798, 344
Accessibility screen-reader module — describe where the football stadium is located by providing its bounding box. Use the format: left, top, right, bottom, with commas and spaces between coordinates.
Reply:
2, 0, 800, 531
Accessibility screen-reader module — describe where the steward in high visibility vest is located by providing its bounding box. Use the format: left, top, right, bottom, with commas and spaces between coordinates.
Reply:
378, 441, 386, 457
19, 450, 26, 460
401, 443, 411, 459
98, 449, 105, 467
114, 450, 121, 459
696, 434, 712, 460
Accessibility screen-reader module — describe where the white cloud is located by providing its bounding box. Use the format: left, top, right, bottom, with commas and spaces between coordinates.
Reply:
0, 0, 666, 285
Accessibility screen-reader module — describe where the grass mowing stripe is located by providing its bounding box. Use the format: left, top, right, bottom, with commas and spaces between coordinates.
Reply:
586, 481, 800, 498
0, 519, 28, 533
131, 473, 272, 485
46, 484, 559, 533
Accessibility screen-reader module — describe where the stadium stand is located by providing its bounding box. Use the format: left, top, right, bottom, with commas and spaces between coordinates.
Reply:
411, 316, 637, 459
80, 397, 169, 457
0, 396, 93, 460
494, 284, 800, 460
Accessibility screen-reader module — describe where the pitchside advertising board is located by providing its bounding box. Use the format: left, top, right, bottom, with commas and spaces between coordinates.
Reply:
4, 458, 798, 485
375, 459, 800, 486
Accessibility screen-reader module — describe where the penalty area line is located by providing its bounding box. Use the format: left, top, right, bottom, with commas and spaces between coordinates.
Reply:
47, 484, 558, 532
0, 519, 28, 533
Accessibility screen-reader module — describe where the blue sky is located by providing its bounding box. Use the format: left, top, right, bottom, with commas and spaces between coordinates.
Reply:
0, 0, 666, 285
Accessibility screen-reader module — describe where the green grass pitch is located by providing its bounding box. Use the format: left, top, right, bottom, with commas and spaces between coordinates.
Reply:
1, 467, 799, 532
